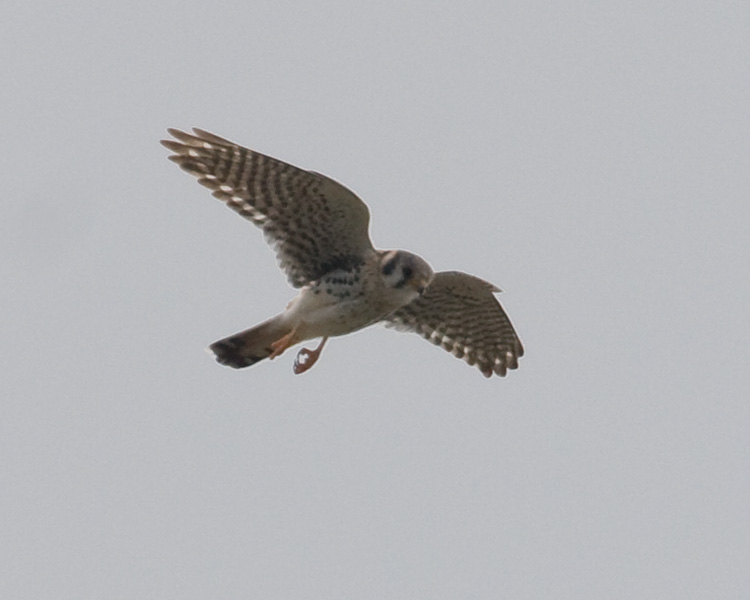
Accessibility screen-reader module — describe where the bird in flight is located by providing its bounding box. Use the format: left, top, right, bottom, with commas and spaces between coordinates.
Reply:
161, 128, 523, 377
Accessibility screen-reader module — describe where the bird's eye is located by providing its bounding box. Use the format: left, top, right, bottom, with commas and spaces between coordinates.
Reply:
402, 266, 413, 280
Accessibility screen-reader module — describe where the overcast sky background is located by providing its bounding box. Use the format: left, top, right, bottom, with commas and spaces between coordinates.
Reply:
2, 1, 749, 598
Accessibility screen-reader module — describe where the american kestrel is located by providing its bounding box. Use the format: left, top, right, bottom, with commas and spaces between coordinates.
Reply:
161, 128, 523, 377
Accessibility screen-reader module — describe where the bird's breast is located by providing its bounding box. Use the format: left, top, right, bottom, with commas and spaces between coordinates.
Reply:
287, 267, 398, 339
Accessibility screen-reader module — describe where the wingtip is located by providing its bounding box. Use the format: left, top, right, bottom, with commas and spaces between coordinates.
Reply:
160, 139, 184, 152
162, 127, 234, 147
191, 128, 233, 145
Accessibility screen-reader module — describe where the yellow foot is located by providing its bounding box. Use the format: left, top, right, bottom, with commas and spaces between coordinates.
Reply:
269, 327, 299, 360
293, 337, 328, 374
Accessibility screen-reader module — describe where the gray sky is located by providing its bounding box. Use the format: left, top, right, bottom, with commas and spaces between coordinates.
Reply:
2, 1, 749, 598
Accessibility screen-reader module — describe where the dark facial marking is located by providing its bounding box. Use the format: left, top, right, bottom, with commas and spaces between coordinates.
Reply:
394, 266, 415, 289
382, 255, 398, 276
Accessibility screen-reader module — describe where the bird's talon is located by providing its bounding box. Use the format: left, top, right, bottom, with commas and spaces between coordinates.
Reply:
292, 337, 328, 375
293, 348, 313, 374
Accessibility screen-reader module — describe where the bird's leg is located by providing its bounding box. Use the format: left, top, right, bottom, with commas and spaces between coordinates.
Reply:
293, 337, 328, 375
269, 326, 299, 360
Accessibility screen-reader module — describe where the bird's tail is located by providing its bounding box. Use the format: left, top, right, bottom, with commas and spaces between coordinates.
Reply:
209, 314, 292, 369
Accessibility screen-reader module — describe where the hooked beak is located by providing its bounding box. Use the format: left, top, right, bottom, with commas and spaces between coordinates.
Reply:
413, 276, 432, 296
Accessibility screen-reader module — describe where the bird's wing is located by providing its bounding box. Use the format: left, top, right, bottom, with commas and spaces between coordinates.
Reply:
385, 271, 524, 377
161, 128, 374, 287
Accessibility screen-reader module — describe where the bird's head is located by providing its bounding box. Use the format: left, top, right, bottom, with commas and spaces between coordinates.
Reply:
380, 250, 434, 304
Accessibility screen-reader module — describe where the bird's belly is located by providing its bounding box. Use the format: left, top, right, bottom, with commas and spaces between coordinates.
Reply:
300, 297, 382, 338
287, 284, 389, 340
